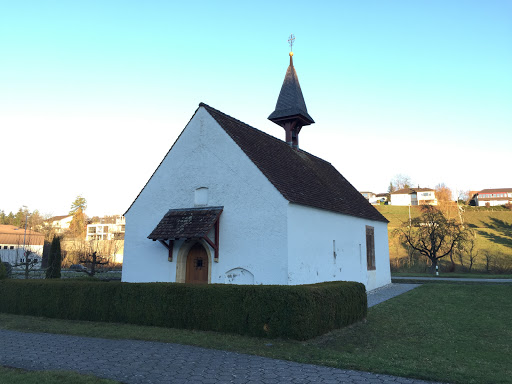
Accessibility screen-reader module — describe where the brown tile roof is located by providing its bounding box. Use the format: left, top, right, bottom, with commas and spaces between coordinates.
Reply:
477, 188, 512, 201
148, 207, 223, 240
201, 104, 387, 223
391, 188, 414, 195
46, 215, 72, 222
479, 188, 512, 194
0, 225, 44, 245
391, 187, 434, 195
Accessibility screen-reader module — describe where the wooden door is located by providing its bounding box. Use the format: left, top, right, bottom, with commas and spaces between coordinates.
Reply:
185, 243, 209, 284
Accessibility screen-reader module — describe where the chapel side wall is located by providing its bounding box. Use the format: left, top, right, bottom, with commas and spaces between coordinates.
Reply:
122, 108, 289, 284
287, 204, 391, 290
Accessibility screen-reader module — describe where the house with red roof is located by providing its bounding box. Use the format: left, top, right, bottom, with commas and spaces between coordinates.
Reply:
122, 50, 391, 290
0, 224, 44, 265
473, 188, 512, 206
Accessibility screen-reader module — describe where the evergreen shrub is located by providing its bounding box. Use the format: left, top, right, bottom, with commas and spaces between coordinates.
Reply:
0, 262, 7, 280
0, 280, 366, 340
46, 236, 62, 279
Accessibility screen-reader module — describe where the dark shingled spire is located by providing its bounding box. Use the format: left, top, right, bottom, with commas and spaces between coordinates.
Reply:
268, 53, 314, 148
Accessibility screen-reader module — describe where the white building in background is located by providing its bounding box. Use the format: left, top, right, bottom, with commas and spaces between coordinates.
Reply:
390, 188, 437, 206
46, 215, 73, 234
360, 192, 388, 205
86, 216, 125, 241
360, 191, 378, 204
84, 216, 125, 264
0, 225, 44, 265
474, 188, 512, 207
122, 53, 391, 291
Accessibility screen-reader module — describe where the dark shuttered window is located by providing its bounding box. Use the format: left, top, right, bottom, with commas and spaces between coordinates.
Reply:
366, 225, 376, 270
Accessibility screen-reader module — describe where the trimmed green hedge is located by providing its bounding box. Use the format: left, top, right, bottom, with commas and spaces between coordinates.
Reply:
0, 280, 366, 340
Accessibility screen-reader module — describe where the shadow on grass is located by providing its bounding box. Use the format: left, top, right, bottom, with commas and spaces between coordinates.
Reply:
480, 218, 512, 249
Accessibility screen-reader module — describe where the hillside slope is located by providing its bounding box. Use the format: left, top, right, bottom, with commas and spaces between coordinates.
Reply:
375, 205, 512, 271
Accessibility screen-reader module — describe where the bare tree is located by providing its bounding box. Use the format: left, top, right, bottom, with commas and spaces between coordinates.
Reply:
435, 183, 453, 203
12, 236, 41, 279
79, 241, 109, 277
72, 238, 122, 276
390, 174, 413, 191
465, 239, 479, 272
396, 205, 472, 273
484, 251, 493, 273
458, 190, 470, 204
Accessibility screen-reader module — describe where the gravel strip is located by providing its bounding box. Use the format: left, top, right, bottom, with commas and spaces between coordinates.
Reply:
367, 283, 420, 307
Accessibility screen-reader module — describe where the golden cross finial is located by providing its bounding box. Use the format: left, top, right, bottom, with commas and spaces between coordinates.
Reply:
288, 34, 295, 52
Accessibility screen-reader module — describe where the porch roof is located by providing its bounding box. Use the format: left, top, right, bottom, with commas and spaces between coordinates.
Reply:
148, 207, 223, 240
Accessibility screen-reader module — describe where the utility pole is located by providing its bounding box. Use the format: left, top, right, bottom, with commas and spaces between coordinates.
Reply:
22, 205, 28, 257
21, 205, 31, 278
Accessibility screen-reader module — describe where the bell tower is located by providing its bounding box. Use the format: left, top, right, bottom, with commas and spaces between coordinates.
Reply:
268, 34, 314, 148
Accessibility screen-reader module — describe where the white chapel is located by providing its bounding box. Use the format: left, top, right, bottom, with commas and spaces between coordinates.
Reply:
122, 50, 391, 290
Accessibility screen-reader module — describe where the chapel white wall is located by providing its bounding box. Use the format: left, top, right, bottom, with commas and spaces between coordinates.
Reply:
122, 107, 289, 284
286, 204, 391, 291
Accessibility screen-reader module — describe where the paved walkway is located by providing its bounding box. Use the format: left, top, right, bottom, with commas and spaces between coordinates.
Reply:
392, 276, 512, 283
0, 329, 441, 384
367, 283, 420, 307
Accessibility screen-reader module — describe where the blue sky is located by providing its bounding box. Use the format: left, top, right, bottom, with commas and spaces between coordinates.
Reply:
1, 0, 511, 216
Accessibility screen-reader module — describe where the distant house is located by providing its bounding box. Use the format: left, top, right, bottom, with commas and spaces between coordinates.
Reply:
0, 224, 44, 265
360, 191, 377, 204
46, 215, 73, 234
390, 188, 437, 206
474, 188, 512, 207
360, 192, 388, 205
86, 216, 126, 241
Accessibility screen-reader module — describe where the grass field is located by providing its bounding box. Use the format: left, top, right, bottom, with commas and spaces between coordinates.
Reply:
8, 270, 122, 280
375, 205, 512, 272
1, 283, 510, 384
0, 366, 119, 384
392, 272, 512, 279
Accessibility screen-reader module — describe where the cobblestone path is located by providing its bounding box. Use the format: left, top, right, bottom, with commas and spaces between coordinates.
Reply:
0, 329, 443, 384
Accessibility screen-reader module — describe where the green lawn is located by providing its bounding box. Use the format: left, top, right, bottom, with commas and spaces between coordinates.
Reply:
1, 283, 510, 384
0, 366, 119, 384
9, 270, 122, 280
392, 272, 512, 279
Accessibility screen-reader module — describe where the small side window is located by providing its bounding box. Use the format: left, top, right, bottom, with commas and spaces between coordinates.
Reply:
366, 226, 376, 270
195, 187, 209, 206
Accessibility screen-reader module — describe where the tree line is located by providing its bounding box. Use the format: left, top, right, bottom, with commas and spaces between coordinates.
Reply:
0, 208, 46, 229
